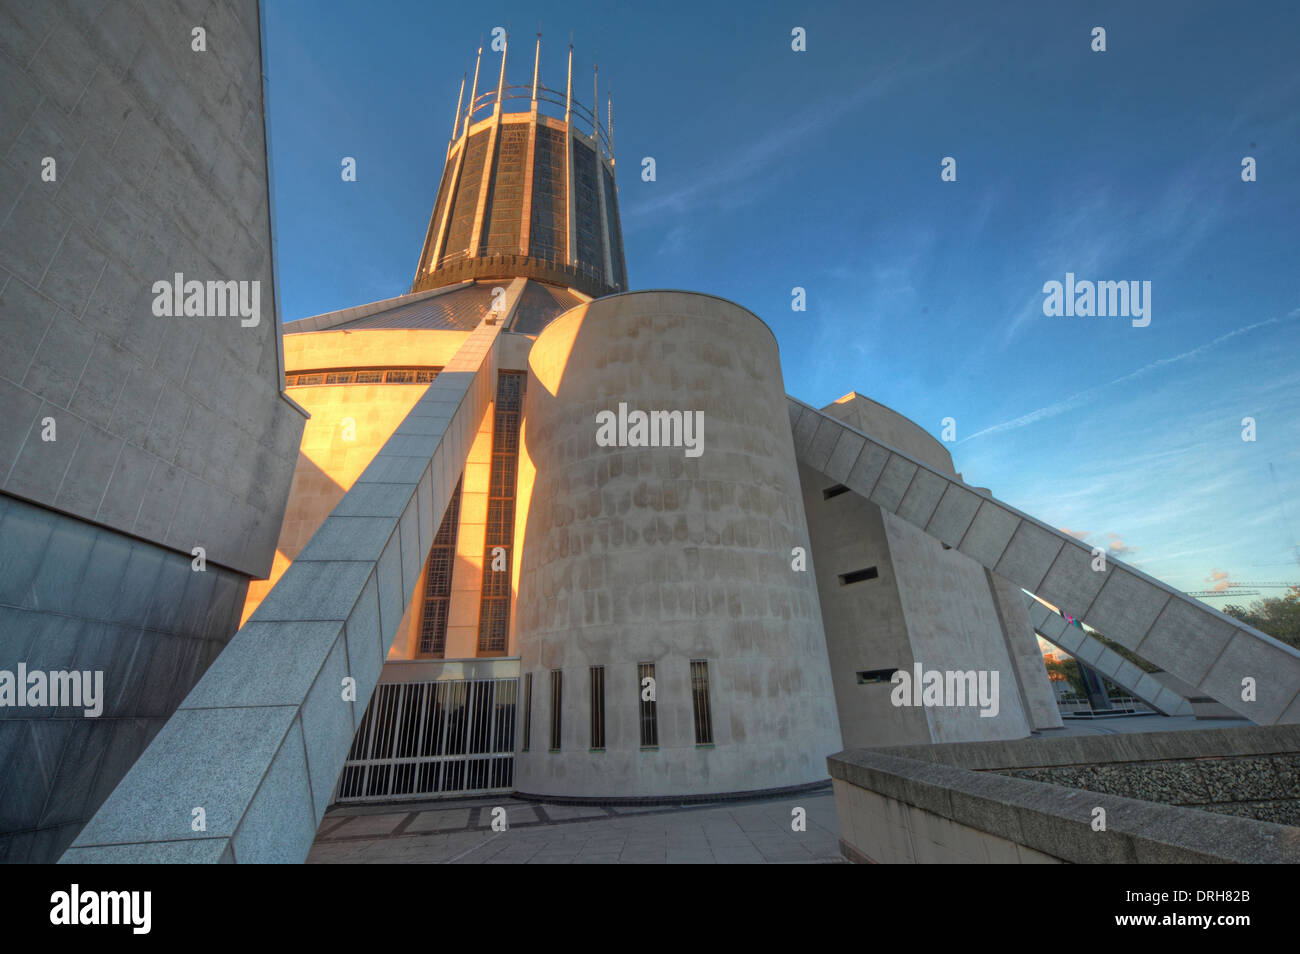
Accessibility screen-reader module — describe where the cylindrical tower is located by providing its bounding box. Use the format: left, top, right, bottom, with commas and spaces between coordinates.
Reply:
412, 38, 628, 299
513, 291, 843, 798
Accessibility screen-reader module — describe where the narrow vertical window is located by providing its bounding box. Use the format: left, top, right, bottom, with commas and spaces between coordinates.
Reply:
589, 666, 605, 749
690, 660, 713, 744
418, 477, 462, 657
477, 371, 526, 655
637, 662, 658, 747
549, 669, 563, 751
521, 672, 533, 752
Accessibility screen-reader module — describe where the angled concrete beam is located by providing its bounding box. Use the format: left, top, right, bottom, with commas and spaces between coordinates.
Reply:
1025, 599, 1193, 717
788, 396, 1300, 724
61, 321, 503, 863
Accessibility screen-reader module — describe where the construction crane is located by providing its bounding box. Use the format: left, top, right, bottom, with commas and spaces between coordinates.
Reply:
1187, 581, 1297, 598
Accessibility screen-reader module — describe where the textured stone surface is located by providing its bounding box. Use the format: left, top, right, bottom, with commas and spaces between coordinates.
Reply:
0, 497, 246, 862
514, 292, 842, 798
997, 754, 1300, 827
308, 790, 844, 864
0, 0, 303, 578
830, 731, 1300, 864
0, 0, 307, 862
64, 321, 502, 863
988, 574, 1062, 730
994, 522, 1063, 594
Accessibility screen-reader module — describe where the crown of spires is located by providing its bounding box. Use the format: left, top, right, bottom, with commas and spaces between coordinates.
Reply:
447, 31, 614, 161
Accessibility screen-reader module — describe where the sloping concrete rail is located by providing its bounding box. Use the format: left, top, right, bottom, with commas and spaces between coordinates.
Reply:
1026, 599, 1193, 717
788, 397, 1300, 724
61, 321, 503, 863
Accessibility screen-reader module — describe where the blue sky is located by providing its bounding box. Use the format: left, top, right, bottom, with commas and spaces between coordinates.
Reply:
263, 0, 1300, 601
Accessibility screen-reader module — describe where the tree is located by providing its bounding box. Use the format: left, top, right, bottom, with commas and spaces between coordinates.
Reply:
1043, 652, 1086, 697
1223, 585, 1300, 651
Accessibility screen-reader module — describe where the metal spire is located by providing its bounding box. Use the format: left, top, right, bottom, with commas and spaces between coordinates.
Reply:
495, 30, 509, 105
565, 37, 573, 123
607, 86, 614, 159
451, 71, 466, 140
466, 43, 482, 131
531, 28, 541, 105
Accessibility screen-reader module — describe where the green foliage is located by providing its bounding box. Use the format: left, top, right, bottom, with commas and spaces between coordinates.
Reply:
1044, 653, 1087, 697
1222, 585, 1300, 651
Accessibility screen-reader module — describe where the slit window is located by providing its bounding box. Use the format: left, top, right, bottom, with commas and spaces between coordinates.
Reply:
856, 669, 900, 685
839, 566, 879, 585
521, 672, 533, 752
690, 660, 713, 745
823, 484, 850, 500
637, 662, 658, 747
549, 670, 562, 750
589, 666, 605, 749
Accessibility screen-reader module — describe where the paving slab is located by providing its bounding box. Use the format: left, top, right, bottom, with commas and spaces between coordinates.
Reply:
308, 790, 845, 863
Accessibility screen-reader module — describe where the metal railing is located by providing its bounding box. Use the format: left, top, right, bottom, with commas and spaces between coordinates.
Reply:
1057, 695, 1156, 717
433, 246, 607, 282
461, 83, 612, 157
335, 677, 518, 803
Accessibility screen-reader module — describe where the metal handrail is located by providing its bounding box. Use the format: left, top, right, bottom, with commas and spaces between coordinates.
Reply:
434, 247, 605, 279
460, 83, 612, 157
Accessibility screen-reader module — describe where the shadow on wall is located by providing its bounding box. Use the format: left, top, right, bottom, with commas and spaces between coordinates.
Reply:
240, 452, 345, 625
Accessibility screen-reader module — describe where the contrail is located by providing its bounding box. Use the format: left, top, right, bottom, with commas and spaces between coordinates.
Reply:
959, 308, 1299, 444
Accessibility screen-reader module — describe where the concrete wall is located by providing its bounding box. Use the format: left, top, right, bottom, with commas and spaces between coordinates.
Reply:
0, 0, 303, 862
986, 570, 1063, 730
0, 495, 248, 862
513, 291, 842, 798
833, 778, 1061, 864
241, 328, 469, 627
0, 0, 303, 579
798, 469, 1034, 747
883, 510, 1031, 742
831, 726, 1300, 863
820, 392, 955, 477
798, 462, 930, 747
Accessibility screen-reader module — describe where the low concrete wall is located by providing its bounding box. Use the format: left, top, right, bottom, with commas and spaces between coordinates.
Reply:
829, 726, 1300, 863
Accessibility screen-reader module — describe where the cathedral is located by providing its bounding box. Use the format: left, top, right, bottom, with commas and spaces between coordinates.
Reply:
1, 2, 1290, 864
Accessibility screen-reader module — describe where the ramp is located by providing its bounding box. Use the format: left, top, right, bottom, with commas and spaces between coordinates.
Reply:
62, 321, 503, 863
788, 396, 1300, 724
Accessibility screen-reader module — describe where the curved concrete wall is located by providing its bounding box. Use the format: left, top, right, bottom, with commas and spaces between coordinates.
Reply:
513, 291, 842, 798
821, 392, 956, 476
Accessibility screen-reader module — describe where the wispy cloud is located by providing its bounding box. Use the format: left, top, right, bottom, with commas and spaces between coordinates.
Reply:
623, 39, 984, 224
993, 80, 1299, 352
960, 307, 1299, 444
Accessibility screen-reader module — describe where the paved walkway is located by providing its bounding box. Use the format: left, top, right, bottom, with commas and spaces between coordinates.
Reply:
309, 789, 844, 864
